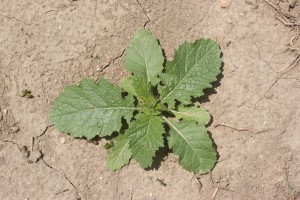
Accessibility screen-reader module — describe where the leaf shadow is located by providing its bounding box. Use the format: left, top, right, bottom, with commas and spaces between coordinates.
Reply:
145, 123, 171, 170
207, 130, 220, 171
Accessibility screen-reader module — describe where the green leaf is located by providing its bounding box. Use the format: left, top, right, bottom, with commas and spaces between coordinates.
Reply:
107, 134, 132, 171
158, 39, 222, 108
121, 75, 157, 107
50, 78, 137, 139
127, 112, 165, 168
125, 29, 164, 85
121, 78, 137, 97
171, 105, 210, 125
163, 117, 216, 174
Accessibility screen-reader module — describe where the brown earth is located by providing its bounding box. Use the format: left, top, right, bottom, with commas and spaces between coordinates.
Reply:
1, 0, 300, 199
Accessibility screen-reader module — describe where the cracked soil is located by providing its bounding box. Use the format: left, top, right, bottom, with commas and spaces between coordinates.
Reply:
1, 0, 300, 199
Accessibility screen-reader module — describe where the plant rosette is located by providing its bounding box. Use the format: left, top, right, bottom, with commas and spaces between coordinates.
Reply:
50, 29, 222, 174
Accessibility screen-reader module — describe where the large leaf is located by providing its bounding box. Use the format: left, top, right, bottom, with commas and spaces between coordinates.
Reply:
127, 112, 164, 168
50, 78, 137, 139
163, 117, 216, 174
171, 105, 210, 125
125, 29, 164, 85
121, 75, 157, 107
107, 134, 132, 171
158, 39, 222, 108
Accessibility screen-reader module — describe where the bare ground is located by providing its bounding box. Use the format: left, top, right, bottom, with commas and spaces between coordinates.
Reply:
0, 0, 300, 199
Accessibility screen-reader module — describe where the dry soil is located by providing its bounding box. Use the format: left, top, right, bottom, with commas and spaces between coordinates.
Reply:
1, 0, 300, 199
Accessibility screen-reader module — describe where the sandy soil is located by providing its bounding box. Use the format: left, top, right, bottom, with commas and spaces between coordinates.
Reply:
1, 0, 300, 199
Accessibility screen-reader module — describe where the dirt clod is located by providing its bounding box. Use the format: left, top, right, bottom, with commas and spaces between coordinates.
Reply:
33, 150, 43, 162
245, 0, 258, 8
220, 0, 232, 8
59, 137, 66, 144
10, 126, 19, 133
21, 146, 30, 158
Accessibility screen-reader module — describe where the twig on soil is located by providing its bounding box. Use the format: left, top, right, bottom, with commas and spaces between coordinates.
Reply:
113, 171, 120, 200
192, 172, 202, 191
264, 0, 299, 27
276, 16, 300, 27
284, 161, 296, 200
286, 32, 300, 52
214, 123, 269, 134
55, 189, 69, 195
211, 183, 220, 200
217, 187, 259, 199
210, 172, 258, 200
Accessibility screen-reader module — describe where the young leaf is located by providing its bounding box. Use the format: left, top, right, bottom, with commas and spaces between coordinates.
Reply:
107, 134, 132, 171
158, 39, 222, 108
125, 29, 164, 85
50, 78, 137, 139
163, 117, 216, 174
121, 75, 157, 107
127, 112, 165, 168
171, 105, 210, 125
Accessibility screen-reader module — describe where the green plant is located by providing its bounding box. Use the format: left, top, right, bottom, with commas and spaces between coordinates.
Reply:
50, 29, 222, 174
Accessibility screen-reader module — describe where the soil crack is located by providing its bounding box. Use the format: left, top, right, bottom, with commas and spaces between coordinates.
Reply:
101, 49, 125, 72
0, 13, 37, 26
135, 0, 150, 27
41, 157, 81, 199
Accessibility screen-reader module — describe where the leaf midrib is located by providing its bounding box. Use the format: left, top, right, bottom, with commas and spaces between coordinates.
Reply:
111, 140, 130, 169
52, 106, 146, 117
161, 42, 217, 102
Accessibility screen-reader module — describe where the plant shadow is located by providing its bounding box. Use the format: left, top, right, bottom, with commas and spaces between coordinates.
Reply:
207, 130, 220, 172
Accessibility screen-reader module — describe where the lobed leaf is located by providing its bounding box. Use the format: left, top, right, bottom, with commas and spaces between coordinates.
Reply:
107, 133, 132, 171
50, 78, 137, 139
127, 112, 165, 168
125, 29, 164, 85
164, 117, 216, 174
171, 105, 210, 125
158, 39, 222, 108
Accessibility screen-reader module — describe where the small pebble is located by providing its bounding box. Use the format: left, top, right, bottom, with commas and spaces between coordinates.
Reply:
2, 109, 8, 114
265, 92, 273, 99
220, 0, 231, 8
59, 137, 66, 144
10, 126, 19, 133
0, 111, 3, 121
